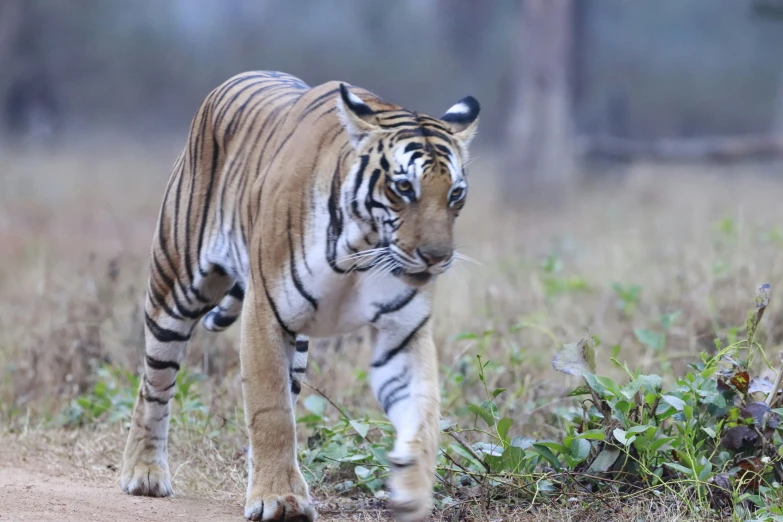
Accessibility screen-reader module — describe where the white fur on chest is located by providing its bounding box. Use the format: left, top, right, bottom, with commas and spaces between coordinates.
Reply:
284, 259, 426, 338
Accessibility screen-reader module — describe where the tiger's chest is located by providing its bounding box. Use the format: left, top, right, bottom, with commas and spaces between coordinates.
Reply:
274, 259, 421, 338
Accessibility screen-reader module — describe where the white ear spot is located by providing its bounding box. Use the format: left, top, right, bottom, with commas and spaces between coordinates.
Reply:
444, 102, 470, 116
440, 96, 480, 126
347, 90, 366, 107
440, 95, 480, 147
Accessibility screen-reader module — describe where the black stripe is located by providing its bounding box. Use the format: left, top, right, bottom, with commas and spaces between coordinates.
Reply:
215, 74, 288, 128
287, 209, 318, 310
383, 392, 410, 413
382, 120, 421, 129
146, 283, 184, 322
145, 313, 191, 343
408, 151, 424, 165
150, 255, 179, 304
229, 283, 245, 300
380, 113, 416, 123
172, 299, 215, 320
212, 312, 238, 328
261, 87, 342, 172
435, 144, 451, 155
326, 162, 347, 273
364, 168, 383, 219
340, 83, 374, 116
371, 289, 417, 323
195, 134, 220, 278
299, 192, 313, 275
420, 127, 452, 142
154, 158, 187, 308
291, 367, 306, 373
218, 81, 289, 142
142, 393, 169, 405
146, 354, 181, 371
351, 154, 370, 219
153, 411, 170, 422
141, 379, 171, 405
296, 339, 309, 352
290, 379, 301, 395
390, 460, 413, 469
377, 368, 409, 404
371, 315, 429, 368
182, 105, 210, 285
259, 269, 295, 337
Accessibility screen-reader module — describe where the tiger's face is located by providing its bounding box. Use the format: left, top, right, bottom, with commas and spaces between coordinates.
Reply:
337, 84, 479, 287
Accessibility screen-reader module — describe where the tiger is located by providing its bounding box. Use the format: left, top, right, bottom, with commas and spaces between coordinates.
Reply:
120, 70, 480, 522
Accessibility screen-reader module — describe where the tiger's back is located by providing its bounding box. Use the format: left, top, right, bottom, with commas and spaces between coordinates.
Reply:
150, 72, 315, 318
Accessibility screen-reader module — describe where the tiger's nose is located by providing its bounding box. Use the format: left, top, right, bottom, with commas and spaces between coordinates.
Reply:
417, 247, 452, 266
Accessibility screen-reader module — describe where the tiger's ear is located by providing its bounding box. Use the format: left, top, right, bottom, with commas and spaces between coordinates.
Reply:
441, 96, 480, 147
337, 83, 380, 148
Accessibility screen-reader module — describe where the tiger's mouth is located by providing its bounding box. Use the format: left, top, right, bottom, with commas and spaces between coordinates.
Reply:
390, 265, 434, 287
404, 271, 434, 286
371, 244, 446, 286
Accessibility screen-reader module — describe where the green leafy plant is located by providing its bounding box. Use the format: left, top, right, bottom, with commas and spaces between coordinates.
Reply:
437, 284, 783, 518
57, 364, 139, 427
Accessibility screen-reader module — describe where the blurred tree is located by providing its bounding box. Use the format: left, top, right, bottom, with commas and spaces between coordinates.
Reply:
0, 0, 22, 138
776, 72, 783, 135
751, 0, 783, 135
504, 0, 575, 203
0, 0, 60, 147
437, 0, 490, 66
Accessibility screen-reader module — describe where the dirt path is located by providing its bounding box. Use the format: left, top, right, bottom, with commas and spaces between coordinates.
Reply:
0, 431, 388, 522
0, 466, 241, 521
0, 464, 393, 522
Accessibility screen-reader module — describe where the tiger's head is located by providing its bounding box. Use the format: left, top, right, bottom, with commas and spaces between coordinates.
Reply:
336, 84, 480, 287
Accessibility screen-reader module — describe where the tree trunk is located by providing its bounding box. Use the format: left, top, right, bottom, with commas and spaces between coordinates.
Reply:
0, 0, 60, 148
504, 0, 575, 203
774, 64, 783, 136
0, 0, 22, 139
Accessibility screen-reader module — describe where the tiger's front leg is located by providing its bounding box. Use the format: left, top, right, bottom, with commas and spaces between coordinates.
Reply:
371, 317, 439, 522
240, 284, 315, 522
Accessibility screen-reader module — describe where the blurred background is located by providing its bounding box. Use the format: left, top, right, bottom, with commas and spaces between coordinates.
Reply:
4, 0, 783, 474
3, 0, 783, 194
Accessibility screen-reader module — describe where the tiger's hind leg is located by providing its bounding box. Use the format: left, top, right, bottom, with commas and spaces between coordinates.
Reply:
121, 260, 233, 497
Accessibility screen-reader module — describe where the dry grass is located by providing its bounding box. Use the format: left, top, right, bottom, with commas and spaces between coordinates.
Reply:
3, 144, 783, 519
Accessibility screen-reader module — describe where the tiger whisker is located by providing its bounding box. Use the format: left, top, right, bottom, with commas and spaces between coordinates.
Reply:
453, 252, 482, 266
464, 155, 481, 168
335, 248, 387, 266
346, 253, 382, 272
363, 256, 398, 287
336, 247, 385, 260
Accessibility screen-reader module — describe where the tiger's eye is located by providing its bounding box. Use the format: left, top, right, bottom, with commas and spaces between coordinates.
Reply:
395, 179, 412, 193
450, 187, 464, 201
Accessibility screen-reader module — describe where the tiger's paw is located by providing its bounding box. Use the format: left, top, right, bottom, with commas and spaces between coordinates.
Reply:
121, 462, 173, 497
388, 454, 433, 522
244, 493, 316, 521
